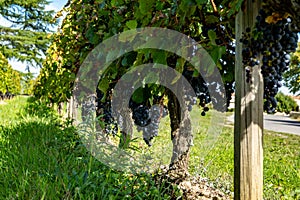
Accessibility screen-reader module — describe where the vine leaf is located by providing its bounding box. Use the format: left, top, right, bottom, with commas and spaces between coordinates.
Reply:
227, 0, 243, 17
205, 15, 219, 24
208, 30, 217, 45
195, 0, 207, 4
175, 57, 185, 73
132, 87, 145, 103
139, 0, 155, 14
152, 50, 167, 65
126, 20, 138, 29
98, 77, 110, 95
210, 45, 226, 65
118, 30, 137, 42
85, 27, 99, 45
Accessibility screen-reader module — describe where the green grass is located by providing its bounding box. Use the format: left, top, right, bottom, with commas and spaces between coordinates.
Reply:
158, 108, 234, 194
150, 106, 300, 199
0, 97, 179, 199
263, 131, 300, 199
0, 97, 299, 199
0, 96, 29, 124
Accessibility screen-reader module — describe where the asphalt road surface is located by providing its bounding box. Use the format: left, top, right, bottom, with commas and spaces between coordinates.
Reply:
227, 113, 300, 136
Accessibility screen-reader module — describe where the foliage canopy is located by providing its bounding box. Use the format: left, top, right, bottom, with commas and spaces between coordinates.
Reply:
35, 0, 242, 103
0, 52, 21, 94
284, 43, 300, 95
0, 0, 57, 68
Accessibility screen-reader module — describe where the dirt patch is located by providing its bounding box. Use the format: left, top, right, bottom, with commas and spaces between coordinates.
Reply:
154, 165, 231, 200
177, 175, 231, 200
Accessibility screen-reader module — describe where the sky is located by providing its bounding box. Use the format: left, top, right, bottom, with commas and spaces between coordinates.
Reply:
0, 1, 297, 95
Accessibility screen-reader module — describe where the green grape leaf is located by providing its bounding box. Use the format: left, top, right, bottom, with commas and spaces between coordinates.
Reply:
192, 69, 199, 77
121, 57, 128, 66
139, 0, 155, 14
175, 57, 185, 73
205, 15, 219, 24
195, 0, 207, 4
208, 30, 217, 45
152, 50, 167, 65
126, 20, 138, 29
98, 77, 110, 94
85, 27, 100, 45
132, 87, 145, 103
227, 0, 243, 17
118, 30, 137, 43
210, 45, 226, 64
206, 45, 226, 75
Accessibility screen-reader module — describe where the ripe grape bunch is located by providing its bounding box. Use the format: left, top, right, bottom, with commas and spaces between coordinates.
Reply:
182, 65, 210, 116
96, 85, 169, 146
96, 88, 118, 136
129, 97, 168, 146
240, 10, 298, 114
95, 73, 212, 146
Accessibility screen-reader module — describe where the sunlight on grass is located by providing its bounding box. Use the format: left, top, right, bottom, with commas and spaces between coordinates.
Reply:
0, 96, 299, 199
263, 131, 300, 199
0, 96, 28, 124
0, 96, 179, 199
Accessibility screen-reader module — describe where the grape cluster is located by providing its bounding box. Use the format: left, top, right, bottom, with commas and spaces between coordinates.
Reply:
96, 88, 118, 136
129, 94, 169, 146
202, 21, 236, 111
240, 10, 298, 113
224, 82, 234, 109
129, 101, 151, 127
184, 94, 197, 112
96, 84, 169, 146
182, 66, 211, 116
100, 102, 118, 136
136, 104, 168, 146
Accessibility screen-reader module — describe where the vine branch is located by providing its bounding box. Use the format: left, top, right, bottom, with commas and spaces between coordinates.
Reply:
210, 0, 218, 14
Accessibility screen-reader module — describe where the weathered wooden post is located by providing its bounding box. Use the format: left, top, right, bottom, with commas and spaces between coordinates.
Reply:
234, 0, 264, 199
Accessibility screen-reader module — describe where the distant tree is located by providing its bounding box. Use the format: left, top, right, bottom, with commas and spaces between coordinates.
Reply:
275, 92, 298, 114
283, 42, 300, 95
0, 0, 57, 68
21, 72, 35, 95
0, 52, 21, 94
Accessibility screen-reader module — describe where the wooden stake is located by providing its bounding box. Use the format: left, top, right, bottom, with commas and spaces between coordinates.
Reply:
234, 0, 264, 199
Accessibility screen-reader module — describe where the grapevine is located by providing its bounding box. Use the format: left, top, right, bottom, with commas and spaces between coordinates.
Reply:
33, 0, 300, 168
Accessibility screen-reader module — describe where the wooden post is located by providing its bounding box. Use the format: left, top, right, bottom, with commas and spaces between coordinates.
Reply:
234, 0, 264, 199
69, 97, 73, 118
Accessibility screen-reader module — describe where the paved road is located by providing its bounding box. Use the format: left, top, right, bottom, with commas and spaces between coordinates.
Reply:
227, 113, 300, 136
